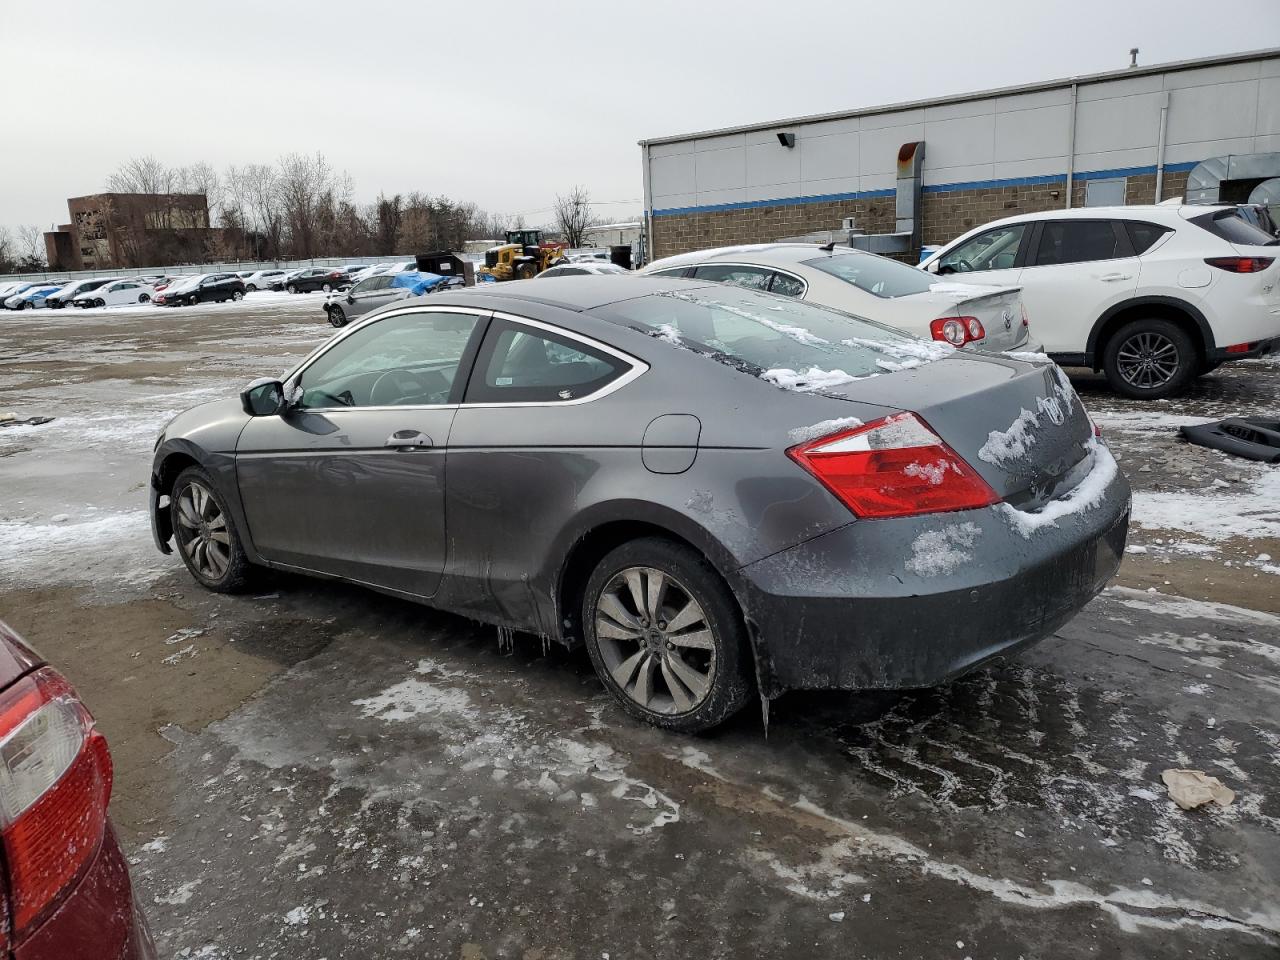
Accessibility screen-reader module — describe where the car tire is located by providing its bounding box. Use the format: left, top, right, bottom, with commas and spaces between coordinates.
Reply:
328, 306, 347, 328
287, 284, 298, 294
138, 293, 150, 303
169, 466, 253, 593
321, 283, 332, 293
94, 298, 105, 308
582, 537, 753, 733
1102, 318, 1197, 401
246, 284, 257, 292
187, 295, 199, 307
232, 290, 244, 301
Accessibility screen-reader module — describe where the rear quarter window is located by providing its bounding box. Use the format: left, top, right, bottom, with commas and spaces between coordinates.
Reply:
1125, 221, 1172, 254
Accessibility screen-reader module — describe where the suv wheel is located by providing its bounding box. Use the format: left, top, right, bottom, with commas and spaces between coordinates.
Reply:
328, 306, 347, 328
170, 466, 252, 593
286, 284, 298, 294
1102, 318, 1196, 400
582, 538, 753, 733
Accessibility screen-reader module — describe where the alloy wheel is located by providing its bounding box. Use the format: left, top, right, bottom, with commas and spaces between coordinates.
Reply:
593, 566, 716, 715
174, 481, 231, 581
1117, 331, 1180, 388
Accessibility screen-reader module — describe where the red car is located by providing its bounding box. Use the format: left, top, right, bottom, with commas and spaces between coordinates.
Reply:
0, 621, 155, 959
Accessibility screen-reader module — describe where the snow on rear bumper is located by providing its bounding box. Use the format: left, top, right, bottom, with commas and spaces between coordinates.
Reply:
737, 443, 1130, 697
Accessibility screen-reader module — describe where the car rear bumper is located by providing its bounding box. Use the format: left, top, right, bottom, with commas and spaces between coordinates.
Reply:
737, 448, 1130, 698
1213, 334, 1279, 362
15, 823, 157, 960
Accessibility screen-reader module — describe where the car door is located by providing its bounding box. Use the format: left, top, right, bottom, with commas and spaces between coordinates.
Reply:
1014, 220, 1140, 356
106, 282, 135, 305
440, 313, 645, 620
235, 306, 487, 597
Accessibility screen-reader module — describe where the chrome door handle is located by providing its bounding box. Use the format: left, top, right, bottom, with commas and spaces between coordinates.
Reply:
1097, 273, 1133, 282
384, 430, 432, 450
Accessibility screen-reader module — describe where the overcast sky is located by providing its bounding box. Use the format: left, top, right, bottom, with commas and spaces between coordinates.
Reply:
4, 0, 1278, 237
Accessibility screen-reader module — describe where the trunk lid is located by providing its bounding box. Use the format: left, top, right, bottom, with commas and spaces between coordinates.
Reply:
828, 354, 1093, 508
922, 283, 1028, 351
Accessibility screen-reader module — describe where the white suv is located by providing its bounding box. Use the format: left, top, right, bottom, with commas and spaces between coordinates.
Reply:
919, 205, 1280, 399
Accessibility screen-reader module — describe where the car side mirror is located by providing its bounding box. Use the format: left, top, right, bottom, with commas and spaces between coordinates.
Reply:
240, 378, 287, 416
347, 292, 356, 304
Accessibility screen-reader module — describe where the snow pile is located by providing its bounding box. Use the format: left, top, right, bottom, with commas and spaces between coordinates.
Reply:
763, 367, 859, 392
979, 368, 1078, 464
903, 459, 954, 486
1131, 466, 1280, 541
905, 522, 982, 576
842, 336, 954, 363
1002, 351, 1053, 364
788, 417, 864, 443
875, 357, 923, 373
654, 322, 682, 345
979, 407, 1040, 465
997, 439, 1119, 538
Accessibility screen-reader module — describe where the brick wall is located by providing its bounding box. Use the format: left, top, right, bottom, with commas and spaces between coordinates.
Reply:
651, 170, 1196, 261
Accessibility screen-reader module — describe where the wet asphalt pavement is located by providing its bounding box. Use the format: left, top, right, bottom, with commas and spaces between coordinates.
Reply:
0, 295, 1277, 958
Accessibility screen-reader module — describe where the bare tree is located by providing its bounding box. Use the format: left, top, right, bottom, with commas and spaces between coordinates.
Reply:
0, 226, 15, 272
276, 152, 351, 258
553, 186, 596, 248
14, 225, 47, 270
179, 162, 223, 226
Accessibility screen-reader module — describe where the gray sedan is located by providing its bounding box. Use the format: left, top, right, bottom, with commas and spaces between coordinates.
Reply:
149, 276, 1130, 732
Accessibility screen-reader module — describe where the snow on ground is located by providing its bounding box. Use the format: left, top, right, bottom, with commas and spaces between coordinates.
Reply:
1131, 463, 1280, 542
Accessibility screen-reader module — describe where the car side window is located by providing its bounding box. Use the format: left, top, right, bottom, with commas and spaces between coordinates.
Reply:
769, 272, 805, 297
1032, 220, 1122, 266
1126, 221, 1173, 255
296, 311, 481, 409
649, 267, 691, 279
936, 224, 1027, 274
691, 263, 772, 290
465, 319, 628, 404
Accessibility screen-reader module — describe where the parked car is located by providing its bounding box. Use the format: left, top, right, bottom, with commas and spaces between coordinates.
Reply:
45, 277, 120, 309
349, 261, 417, 284
152, 273, 245, 306
539, 262, 629, 278
4, 282, 65, 309
71, 278, 155, 308
919, 204, 1280, 398
241, 269, 288, 292
0, 619, 157, 959
150, 276, 1128, 733
645, 244, 1037, 354
324, 271, 455, 327
281, 267, 349, 294
267, 269, 304, 292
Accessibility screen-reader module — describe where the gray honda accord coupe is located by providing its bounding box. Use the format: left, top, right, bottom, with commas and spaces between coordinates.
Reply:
149, 275, 1130, 732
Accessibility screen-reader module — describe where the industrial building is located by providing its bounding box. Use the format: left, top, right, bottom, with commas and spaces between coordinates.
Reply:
43, 192, 217, 271
639, 47, 1280, 260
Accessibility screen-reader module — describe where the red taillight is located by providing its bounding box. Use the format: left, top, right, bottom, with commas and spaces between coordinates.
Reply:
1225, 342, 1253, 354
0, 668, 112, 935
329, 271, 342, 278
930, 315, 985, 346
1204, 256, 1275, 273
1021, 303, 1030, 328
787, 413, 999, 519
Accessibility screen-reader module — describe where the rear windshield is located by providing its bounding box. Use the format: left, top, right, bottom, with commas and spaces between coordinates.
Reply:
1190, 208, 1279, 247
801, 253, 937, 298
599, 286, 952, 390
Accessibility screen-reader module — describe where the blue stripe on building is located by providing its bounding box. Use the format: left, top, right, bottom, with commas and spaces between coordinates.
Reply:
650, 161, 1202, 218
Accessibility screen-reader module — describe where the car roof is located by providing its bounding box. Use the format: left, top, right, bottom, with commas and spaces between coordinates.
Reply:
416, 274, 713, 313
648, 242, 860, 271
